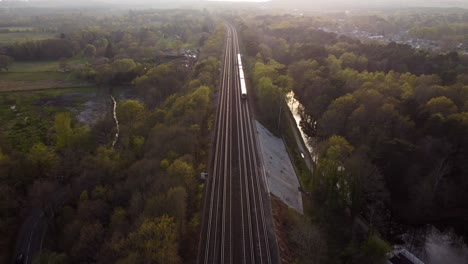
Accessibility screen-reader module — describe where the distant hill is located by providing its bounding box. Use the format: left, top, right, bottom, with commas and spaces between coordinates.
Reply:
268, 0, 468, 10
1, 0, 199, 8
2, 0, 467, 9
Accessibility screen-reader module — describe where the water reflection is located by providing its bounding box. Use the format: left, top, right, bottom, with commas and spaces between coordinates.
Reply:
286, 91, 316, 160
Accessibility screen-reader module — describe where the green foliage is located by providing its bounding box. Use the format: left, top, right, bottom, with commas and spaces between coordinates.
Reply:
134, 63, 187, 106
33, 250, 67, 264
128, 216, 181, 264
345, 234, 391, 264
167, 159, 196, 193
424, 96, 458, 116
111, 59, 137, 73
160, 159, 170, 170
84, 44, 96, 58
1, 10, 221, 264
339, 52, 368, 72
256, 77, 283, 128
239, 13, 468, 262
168, 85, 210, 126
253, 59, 285, 86
28, 143, 58, 178
54, 112, 73, 149
202, 25, 226, 58
322, 135, 354, 162
116, 100, 145, 127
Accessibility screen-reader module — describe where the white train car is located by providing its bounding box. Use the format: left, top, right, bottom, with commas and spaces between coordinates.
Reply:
237, 54, 247, 99
239, 68, 245, 80
240, 75, 247, 99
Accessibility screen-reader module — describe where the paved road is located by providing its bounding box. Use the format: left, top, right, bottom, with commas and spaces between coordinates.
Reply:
13, 186, 68, 264
13, 208, 47, 264
197, 24, 279, 264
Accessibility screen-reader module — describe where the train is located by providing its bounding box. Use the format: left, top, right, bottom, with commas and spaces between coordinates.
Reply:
237, 53, 247, 99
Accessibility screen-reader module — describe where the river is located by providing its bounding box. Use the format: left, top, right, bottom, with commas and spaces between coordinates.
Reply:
286, 91, 468, 264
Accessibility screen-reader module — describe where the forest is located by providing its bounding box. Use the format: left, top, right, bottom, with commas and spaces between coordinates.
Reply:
0, 8, 224, 264
2, 3, 468, 264
237, 11, 468, 263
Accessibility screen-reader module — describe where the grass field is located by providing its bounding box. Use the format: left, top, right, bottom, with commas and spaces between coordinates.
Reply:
0, 32, 56, 45
9, 61, 60, 72
0, 60, 92, 92
0, 72, 88, 92
0, 58, 103, 150
0, 87, 100, 151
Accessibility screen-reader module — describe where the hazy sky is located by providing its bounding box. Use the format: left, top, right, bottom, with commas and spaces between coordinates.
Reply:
109, 0, 468, 8
2, 0, 467, 9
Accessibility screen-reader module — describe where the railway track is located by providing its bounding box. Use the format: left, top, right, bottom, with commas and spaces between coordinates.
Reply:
197, 24, 277, 264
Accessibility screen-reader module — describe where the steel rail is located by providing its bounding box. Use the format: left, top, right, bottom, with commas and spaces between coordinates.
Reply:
201, 25, 232, 264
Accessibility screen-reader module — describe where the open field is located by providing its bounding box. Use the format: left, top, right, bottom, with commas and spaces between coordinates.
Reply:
0, 72, 89, 92
0, 86, 103, 151
0, 59, 92, 91
9, 61, 60, 72
0, 32, 56, 45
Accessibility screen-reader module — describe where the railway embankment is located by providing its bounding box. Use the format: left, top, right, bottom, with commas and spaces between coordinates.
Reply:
255, 120, 303, 214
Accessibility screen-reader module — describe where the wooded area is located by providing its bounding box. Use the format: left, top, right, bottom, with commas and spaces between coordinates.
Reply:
0, 9, 224, 263
2, 4, 468, 264
238, 12, 468, 264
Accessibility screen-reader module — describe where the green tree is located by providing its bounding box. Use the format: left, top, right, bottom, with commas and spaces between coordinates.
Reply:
313, 135, 354, 209
319, 94, 357, 136
424, 96, 458, 116
28, 143, 58, 178
322, 135, 354, 162
128, 216, 181, 264
339, 52, 368, 71
112, 59, 137, 73
253, 60, 285, 85
346, 234, 390, 264
84, 44, 96, 58
167, 159, 195, 190
54, 112, 73, 149
134, 63, 185, 106
117, 100, 145, 128
257, 77, 283, 127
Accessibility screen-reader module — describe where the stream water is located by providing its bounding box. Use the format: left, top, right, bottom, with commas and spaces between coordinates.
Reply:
286, 91, 468, 264
111, 95, 119, 147
286, 92, 317, 162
